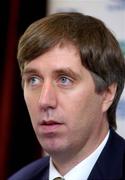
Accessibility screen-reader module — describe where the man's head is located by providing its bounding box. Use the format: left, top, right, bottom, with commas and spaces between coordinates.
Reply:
17, 12, 125, 129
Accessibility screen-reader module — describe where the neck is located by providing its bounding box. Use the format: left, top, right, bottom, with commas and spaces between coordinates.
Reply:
51, 123, 109, 176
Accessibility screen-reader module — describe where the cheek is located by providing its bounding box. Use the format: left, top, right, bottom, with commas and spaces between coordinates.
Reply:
24, 94, 39, 131
63, 90, 103, 125
24, 92, 38, 117
60, 92, 87, 128
63, 90, 89, 113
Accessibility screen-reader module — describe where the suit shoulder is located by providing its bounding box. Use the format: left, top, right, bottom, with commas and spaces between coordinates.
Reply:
8, 156, 50, 180
111, 128, 125, 146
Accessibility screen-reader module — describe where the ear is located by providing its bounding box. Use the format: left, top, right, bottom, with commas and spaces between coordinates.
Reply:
102, 83, 117, 112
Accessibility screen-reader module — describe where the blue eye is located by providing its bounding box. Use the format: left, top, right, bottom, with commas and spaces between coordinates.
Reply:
29, 76, 40, 86
59, 76, 72, 86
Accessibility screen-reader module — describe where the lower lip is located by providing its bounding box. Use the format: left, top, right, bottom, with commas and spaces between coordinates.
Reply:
38, 123, 62, 134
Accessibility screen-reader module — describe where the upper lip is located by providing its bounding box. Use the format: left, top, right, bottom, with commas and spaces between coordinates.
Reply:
40, 120, 62, 125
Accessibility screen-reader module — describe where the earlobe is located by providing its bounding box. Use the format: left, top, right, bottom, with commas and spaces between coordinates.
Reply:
102, 83, 117, 112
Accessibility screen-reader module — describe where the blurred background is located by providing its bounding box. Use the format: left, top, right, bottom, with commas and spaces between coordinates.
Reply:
1, 0, 125, 179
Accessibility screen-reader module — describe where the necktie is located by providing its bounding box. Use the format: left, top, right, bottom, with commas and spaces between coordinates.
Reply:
53, 177, 64, 180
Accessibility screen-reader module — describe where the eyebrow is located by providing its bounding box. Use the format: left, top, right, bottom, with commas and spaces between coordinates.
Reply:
22, 68, 40, 77
53, 68, 81, 80
22, 67, 81, 80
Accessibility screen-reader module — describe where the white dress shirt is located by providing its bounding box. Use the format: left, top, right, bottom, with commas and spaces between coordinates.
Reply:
49, 131, 109, 180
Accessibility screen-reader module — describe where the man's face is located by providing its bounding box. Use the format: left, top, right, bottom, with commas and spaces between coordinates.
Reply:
23, 44, 108, 159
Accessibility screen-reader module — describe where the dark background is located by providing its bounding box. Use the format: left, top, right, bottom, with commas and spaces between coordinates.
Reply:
1, 1, 47, 179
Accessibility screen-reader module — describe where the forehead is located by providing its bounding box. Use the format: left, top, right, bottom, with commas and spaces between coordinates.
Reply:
22, 44, 96, 88
23, 44, 83, 72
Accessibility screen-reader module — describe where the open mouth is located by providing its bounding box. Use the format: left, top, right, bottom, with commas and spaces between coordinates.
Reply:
39, 120, 63, 133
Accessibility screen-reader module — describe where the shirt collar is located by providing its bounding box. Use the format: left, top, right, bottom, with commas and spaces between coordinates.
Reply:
49, 131, 110, 180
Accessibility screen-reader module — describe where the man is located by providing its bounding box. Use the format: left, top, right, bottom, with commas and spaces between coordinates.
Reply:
9, 12, 125, 180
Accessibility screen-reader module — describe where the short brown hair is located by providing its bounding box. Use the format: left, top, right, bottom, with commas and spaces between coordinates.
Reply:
17, 12, 125, 129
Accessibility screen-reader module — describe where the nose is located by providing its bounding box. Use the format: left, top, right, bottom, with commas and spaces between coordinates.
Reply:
38, 81, 57, 111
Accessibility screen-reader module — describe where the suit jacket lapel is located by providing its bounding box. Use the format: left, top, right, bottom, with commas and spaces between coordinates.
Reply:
30, 156, 49, 180
88, 129, 125, 179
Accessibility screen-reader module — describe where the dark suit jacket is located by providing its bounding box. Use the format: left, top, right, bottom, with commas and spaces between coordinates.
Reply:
8, 129, 125, 180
